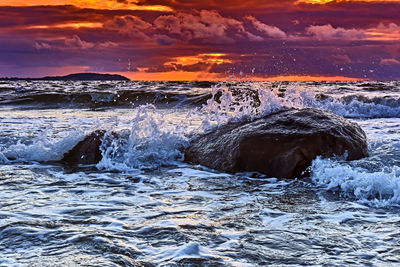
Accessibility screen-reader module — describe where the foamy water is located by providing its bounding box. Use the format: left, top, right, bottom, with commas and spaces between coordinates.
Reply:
0, 81, 399, 265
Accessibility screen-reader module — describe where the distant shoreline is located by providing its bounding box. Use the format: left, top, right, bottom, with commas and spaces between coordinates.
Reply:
0, 73, 130, 81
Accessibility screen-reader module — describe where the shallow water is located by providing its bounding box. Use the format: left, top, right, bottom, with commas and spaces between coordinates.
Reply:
1, 81, 400, 266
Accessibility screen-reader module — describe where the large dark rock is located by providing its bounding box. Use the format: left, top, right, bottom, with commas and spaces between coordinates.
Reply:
62, 130, 106, 165
184, 108, 368, 178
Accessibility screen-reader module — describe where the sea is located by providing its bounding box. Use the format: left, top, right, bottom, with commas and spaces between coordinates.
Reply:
0, 80, 399, 266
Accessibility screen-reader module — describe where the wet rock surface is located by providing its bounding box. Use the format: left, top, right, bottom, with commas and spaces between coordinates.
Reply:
184, 108, 368, 178
62, 130, 106, 165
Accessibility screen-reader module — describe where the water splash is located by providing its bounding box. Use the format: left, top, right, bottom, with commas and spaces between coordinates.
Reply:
96, 105, 189, 171
202, 82, 318, 122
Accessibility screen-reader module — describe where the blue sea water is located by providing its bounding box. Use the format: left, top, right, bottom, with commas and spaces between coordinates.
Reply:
0, 80, 399, 266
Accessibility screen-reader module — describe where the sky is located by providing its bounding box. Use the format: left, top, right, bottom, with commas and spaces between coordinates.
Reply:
0, 0, 399, 80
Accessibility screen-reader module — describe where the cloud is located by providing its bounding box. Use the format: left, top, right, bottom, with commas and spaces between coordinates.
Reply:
376, 22, 400, 32
245, 16, 287, 38
305, 23, 400, 42
98, 41, 118, 48
34, 41, 51, 50
306, 24, 366, 40
367, 23, 400, 40
33, 35, 118, 51
111, 15, 152, 31
1, 0, 174, 11
246, 32, 264, 42
154, 34, 176, 45
297, 0, 400, 5
133, 0, 295, 10
380, 58, 400, 65
153, 15, 182, 34
65, 35, 95, 49
107, 10, 259, 44
153, 10, 245, 44
104, 15, 153, 40
331, 54, 352, 64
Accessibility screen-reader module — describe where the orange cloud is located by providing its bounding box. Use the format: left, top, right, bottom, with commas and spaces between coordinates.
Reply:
1, 0, 173, 11
164, 53, 233, 67
27, 22, 103, 29
366, 23, 400, 41
297, 0, 400, 4
380, 58, 400, 65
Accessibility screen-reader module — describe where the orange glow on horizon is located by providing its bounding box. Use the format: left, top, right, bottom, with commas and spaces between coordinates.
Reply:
113, 71, 364, 81
1, 0, 173, 11
117, 71, 224, 81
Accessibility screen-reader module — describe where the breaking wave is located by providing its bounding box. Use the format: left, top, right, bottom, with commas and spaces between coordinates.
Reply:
202, 82, 400, 120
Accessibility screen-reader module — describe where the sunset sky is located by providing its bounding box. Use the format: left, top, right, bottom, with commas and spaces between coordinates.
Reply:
0, 0, 399, 80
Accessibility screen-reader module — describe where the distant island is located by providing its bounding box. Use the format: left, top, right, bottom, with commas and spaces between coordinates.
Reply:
0, 73, 130, 81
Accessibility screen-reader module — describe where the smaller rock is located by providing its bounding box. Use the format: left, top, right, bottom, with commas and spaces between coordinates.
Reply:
62, 130, 105, 165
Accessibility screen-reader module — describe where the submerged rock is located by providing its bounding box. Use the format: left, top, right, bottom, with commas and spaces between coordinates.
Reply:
184, 108, 368, 178
62, 130, 105, 165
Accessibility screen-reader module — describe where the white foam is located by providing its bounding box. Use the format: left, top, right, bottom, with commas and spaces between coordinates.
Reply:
311, 157, 400, 207
3, 128, 84, 162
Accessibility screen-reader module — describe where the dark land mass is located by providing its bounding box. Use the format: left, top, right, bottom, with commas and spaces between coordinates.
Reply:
0, 73, 130, 81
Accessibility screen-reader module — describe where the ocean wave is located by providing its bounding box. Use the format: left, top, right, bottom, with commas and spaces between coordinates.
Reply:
1, 81, 399, 119
0, 81, 213, 109
0, 91, 211, 109
319, 96, 400, 118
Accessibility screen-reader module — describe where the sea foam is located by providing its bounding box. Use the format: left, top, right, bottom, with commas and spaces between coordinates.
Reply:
311, 157, 400, 207
3, 128, 84, 162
